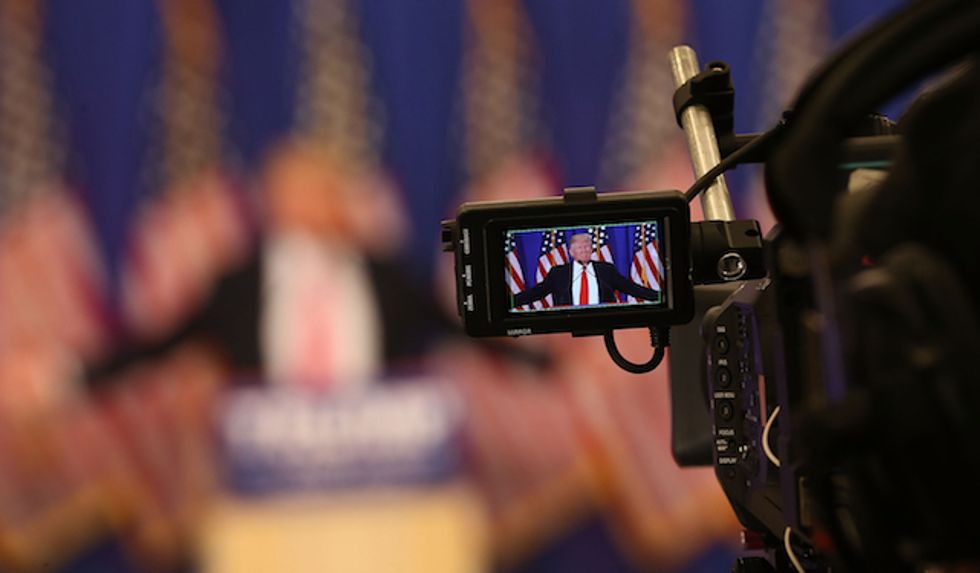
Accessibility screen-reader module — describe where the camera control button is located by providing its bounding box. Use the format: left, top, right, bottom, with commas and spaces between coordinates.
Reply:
716, 366, 732, 388
718, 400, 734, 421
715, 334, 730, 355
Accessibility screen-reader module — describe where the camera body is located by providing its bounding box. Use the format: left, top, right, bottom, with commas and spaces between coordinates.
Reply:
442, 1, 980, 565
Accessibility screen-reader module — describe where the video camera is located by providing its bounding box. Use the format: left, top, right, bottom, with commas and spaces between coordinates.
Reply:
443, 0, 980, 571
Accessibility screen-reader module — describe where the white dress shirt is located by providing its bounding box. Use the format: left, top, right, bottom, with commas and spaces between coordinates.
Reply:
261, 232, 380, 390
571, 261, 599, 305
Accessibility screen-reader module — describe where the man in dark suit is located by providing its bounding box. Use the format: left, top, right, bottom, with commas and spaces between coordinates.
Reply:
514, 233, 661, 307
86, 141, 450, 388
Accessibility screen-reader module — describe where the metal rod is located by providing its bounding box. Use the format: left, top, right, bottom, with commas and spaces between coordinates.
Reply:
669, 45, 736, 221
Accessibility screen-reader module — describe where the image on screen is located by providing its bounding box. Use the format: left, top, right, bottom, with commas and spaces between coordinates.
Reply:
504, 221, 667, 313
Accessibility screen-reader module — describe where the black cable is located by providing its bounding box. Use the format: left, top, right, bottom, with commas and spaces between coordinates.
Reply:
604, 326, 670, 374
684, 122, 786, 204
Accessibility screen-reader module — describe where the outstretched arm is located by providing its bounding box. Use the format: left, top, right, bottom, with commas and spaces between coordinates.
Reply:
514, 272, 555, 307
604, 266, 662, 302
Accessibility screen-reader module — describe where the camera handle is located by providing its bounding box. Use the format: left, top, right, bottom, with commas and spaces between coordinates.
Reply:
669, 46, 737, 222
669, 46, 769, 289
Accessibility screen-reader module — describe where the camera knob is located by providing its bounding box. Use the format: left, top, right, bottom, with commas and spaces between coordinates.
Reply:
718, 252, 748, 280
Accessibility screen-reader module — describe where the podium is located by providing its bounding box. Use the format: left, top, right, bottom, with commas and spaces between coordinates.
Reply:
199, 383, 488, 573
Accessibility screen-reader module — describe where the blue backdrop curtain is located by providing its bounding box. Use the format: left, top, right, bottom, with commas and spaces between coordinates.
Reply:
41, 0, 910, 300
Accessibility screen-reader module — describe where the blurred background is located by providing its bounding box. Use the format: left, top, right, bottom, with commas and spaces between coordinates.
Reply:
0, 0, 909, 572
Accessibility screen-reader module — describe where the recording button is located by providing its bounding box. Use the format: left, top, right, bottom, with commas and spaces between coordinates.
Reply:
716, 366, 732, 388
715, 334, 730, 355
718, 400, 734, 421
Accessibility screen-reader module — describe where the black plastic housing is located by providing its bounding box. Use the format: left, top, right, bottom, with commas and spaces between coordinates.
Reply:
442, 189, 694, 337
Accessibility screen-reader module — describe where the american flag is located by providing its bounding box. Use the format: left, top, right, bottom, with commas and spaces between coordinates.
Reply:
120, 0, 255, 340
0, 0, 110, 361
504, 233, 528, 310
590, 225, 622, 302
121, 176, 250, 339
628, 223, 663, 302
589, 226, 614, 263
0, 193, 109, 360
533, 230, 568, 309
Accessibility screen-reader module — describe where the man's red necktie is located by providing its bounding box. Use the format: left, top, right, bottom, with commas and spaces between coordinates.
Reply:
579, 263, 588, 305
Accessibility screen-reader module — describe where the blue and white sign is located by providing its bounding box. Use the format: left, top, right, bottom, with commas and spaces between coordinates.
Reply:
218, 382, 464, 494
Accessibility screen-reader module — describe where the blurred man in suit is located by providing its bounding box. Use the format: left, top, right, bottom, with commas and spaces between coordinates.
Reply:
200, 140, 449, 389
89, 139, 448, 391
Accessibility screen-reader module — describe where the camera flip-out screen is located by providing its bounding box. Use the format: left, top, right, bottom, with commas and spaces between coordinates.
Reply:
445, 189, 693, 337
505, 221, 668, 314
